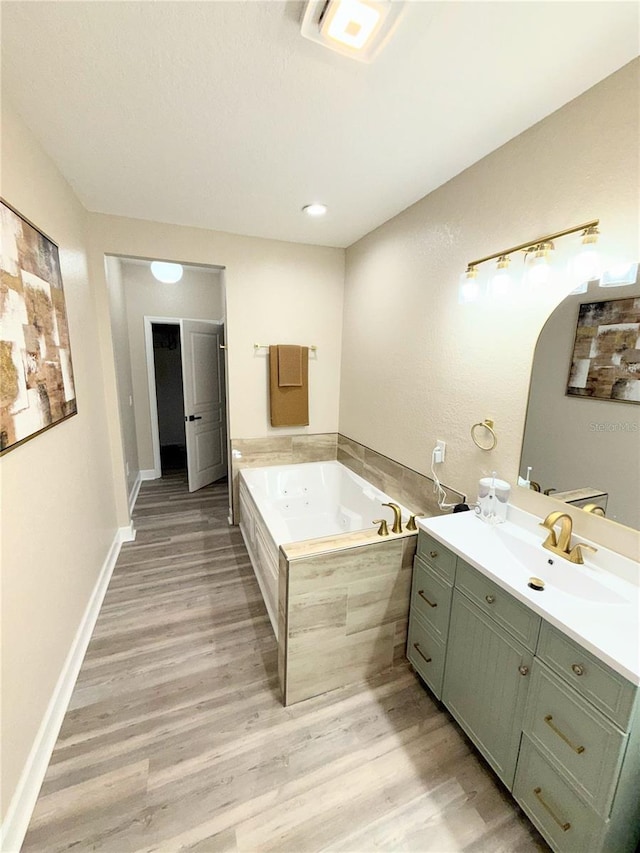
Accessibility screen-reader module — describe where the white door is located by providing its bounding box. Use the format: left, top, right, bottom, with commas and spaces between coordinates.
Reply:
181, 319, 227, 492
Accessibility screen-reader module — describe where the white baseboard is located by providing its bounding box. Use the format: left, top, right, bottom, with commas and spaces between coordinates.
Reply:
140, 468, 160, 481
0, 523, 134, 853
128, 471, 142, 514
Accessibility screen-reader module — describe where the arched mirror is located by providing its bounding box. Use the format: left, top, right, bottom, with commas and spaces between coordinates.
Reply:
520, 263, 640, 531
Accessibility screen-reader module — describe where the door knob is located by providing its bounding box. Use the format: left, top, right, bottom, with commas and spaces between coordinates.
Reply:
187, 415, 202, 422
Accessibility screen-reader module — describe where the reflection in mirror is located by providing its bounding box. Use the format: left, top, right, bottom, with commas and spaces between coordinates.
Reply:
520, 264, 640, 532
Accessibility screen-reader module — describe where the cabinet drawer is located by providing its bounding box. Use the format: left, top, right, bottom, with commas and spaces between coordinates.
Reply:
524, 661, 627, 817
416, 531, 456, 582
455, 559, 541, 651
411, 555, 453, 641
537, 623, 636, 729
514, 736, 604, 853
407, 609, 446, 700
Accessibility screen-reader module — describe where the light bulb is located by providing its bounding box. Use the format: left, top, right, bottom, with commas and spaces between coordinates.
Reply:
458, 266, 480, 303
302, 203, 328, 217
150, 261, 183, 284
526, 242, 554, 287
489, 256, 512, 298
571, 226, 602, 284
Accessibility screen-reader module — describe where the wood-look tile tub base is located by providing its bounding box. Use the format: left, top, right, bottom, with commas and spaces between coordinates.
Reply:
279, 532, 417, 705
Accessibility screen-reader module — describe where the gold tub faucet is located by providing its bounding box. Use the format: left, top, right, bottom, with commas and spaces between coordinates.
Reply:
382, 502, 403, 534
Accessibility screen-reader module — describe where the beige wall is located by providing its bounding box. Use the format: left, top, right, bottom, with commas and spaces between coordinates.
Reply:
118, 260, 224, 472
0, 102, 119, 820
89, 213, 345, 512
105, 256, 139, 499
521, 276, 640, 530
340, 60, 640, 555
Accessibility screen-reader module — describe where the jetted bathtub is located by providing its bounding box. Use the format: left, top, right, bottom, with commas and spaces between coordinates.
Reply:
238, 460, 412, 639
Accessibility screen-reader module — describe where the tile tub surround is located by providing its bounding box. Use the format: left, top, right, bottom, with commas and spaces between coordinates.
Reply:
337, 435, 465, 518
231, 432, 464, 522
279, 531, 417, 705
231, 434, 338, 521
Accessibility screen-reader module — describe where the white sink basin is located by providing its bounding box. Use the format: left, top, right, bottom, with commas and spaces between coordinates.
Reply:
493, 524, 628, 605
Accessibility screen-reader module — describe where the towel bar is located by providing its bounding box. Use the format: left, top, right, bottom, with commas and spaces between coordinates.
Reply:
254, 343, 317, 351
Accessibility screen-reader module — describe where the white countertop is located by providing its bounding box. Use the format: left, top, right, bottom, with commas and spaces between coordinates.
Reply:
418, 507, 640, 685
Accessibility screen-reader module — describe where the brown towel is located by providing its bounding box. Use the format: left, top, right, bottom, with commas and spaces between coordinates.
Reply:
269, 346, 309, 427
277, 345, 302, 387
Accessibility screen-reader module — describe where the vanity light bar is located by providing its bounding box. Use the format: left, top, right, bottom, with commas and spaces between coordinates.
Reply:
465, 219, 599, 272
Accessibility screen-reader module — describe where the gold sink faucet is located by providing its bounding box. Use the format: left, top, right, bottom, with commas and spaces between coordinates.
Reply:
382, 502, 403, 534
540, 511, 597, 564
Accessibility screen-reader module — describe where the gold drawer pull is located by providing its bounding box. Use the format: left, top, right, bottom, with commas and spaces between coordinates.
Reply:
544, 715, 585, 754
413, 643, 432, 664
485, 594, 495, 604
571, 663, 585, 676
429, 550, 438, 559
418, 590, 437, 608
533, 787, 571, 832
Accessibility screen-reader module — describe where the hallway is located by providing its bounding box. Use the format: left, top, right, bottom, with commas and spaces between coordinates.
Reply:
22, 476, 546, 852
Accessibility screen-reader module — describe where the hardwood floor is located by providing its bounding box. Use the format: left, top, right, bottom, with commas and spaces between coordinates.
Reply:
22, 474, 548, 852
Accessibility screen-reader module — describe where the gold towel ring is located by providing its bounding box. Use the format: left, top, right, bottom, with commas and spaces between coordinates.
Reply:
471, 419, 497, 451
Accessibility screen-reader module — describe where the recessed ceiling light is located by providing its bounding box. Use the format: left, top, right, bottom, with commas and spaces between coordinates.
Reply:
301, 0, 403, 63
150, 261, 183, 283
302, 203, 328, 217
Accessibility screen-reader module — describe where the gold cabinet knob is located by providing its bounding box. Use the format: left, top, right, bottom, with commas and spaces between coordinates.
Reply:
571, 663, 585, 676
485, 594, 496, 604
519, 665, 529, 676
430, 550, 438, 559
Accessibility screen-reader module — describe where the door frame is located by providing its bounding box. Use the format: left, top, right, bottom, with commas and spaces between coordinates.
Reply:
143, 315, 227, 479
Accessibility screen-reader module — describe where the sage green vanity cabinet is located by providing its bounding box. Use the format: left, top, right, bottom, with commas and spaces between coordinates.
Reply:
407, 543, 455, 700
408, 528, 640, 853
443, 588, 534, 788
514, 628, 640, 853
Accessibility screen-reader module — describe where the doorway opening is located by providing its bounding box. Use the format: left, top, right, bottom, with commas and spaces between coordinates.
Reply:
152, 322, 186, 473
145, 316, 228, 493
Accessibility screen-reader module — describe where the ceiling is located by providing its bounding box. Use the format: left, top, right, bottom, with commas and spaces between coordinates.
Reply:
2, 2, 638, 248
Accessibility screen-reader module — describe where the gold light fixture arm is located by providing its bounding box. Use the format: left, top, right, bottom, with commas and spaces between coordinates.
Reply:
466, 219, 599, 270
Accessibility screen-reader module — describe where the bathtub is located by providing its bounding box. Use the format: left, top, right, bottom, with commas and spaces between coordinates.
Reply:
238, 460, 412, 639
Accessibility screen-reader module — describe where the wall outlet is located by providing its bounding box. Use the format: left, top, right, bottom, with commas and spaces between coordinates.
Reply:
433, 439, 446, 464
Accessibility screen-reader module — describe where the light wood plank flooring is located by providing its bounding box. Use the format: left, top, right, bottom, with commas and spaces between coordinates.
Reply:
22, 474, 548, 852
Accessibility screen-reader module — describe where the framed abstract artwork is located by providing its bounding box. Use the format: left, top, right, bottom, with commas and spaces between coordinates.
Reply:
1, 200, 77, 455
567, 297, 640, 403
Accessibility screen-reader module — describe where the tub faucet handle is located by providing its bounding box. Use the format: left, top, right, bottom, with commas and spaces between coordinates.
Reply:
373, 519, 390, 536
406, 514, 421, 532
382, 502, 403, 534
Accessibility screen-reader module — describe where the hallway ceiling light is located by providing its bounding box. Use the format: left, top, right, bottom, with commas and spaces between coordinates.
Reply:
150, 261, 184, 284
302, 203, 328, 217
301, 0, 403, 62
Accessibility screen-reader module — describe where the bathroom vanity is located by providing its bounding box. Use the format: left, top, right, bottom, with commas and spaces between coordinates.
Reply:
409, 511, 640, 853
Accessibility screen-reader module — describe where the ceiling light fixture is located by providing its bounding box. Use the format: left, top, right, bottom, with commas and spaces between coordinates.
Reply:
150, 261, 184, 284
301, 0, 404, 63
302, 203, 328, 217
